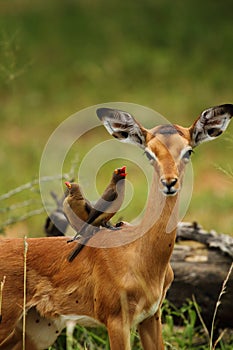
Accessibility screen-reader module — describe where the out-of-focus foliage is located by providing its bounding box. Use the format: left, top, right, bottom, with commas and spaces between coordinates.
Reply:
0, 0, 232, 235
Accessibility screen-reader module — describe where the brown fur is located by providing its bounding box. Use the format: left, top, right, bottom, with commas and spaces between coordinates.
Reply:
0, 104, 232, 349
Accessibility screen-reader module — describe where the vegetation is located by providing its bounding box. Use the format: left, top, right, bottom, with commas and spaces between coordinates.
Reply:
0, 0, 232, 235
47, 264, 233, 349
0, 0, 232, 348
48, 296, 233, 350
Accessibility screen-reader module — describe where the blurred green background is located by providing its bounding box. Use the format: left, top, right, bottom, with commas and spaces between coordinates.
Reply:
0, 0, 232, 237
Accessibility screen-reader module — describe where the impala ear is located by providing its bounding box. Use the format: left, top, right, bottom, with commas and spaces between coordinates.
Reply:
96, 107, 149, 149
189, 104, 233, 147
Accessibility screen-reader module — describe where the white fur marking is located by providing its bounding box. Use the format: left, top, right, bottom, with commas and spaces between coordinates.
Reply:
58, 315, 103, 328
145, 147, 157, 161
133, 299, 161, 325
179, 146, 193, 161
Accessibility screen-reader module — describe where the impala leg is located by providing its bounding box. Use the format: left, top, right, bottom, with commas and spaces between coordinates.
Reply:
137, 310, 164, 350
107, 317, 131, 350
0, 328, 38, 350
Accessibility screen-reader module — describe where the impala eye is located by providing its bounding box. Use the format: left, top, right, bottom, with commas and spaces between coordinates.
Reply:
182, 149, 194, 162
145, 151, 153, 161
144, 148, 157, 163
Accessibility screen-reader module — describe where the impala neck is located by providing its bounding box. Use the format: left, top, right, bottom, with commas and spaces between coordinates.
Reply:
138, 171, 180, 260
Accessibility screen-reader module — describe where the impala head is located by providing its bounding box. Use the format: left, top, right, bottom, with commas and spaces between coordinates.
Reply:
97, 104, 233, 196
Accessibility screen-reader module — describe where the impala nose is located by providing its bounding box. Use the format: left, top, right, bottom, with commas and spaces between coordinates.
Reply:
160, 177, 178, 195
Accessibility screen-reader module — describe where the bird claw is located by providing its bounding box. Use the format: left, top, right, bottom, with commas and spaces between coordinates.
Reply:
115, 221, 124, 228
106, 225, 121, 231
67, 234, 81, 243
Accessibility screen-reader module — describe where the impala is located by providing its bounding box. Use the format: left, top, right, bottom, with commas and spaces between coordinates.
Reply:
0, 104, 232, 350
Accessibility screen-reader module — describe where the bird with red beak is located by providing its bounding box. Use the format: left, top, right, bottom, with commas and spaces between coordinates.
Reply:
63, 182, 93, 233
68, 165, 127, 261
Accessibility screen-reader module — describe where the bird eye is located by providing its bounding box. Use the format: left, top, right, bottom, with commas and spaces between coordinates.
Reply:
182, 149, 193, 162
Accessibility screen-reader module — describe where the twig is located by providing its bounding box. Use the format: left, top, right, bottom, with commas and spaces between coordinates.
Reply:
50, 191, 60, 207
0, 275, 6, 323
0, 208, 46, 230
213, 329, 227, 349
215, 164, 233, 180
192, 263, 233, 349
192, 294, 209, 338
22, 236, 28, 350
210, 262, 233, 350
0, 199, 37, 213
69, 155, 79, 181
0, 174, 70, 201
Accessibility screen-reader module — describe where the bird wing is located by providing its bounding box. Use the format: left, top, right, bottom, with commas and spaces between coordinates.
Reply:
85, 200, 92, 215
86, 188, 117, 225
63, 199, 88, 232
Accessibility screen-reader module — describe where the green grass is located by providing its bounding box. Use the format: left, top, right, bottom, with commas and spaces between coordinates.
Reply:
0, 0, 232, 235
47, 299, 233, 350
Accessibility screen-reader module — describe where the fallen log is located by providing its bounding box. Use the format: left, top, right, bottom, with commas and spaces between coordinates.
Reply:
167, 222, 233, 331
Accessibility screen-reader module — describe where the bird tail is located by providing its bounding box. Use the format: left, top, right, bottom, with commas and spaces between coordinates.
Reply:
68, 226, 98, 262
68, 241, 85, 262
